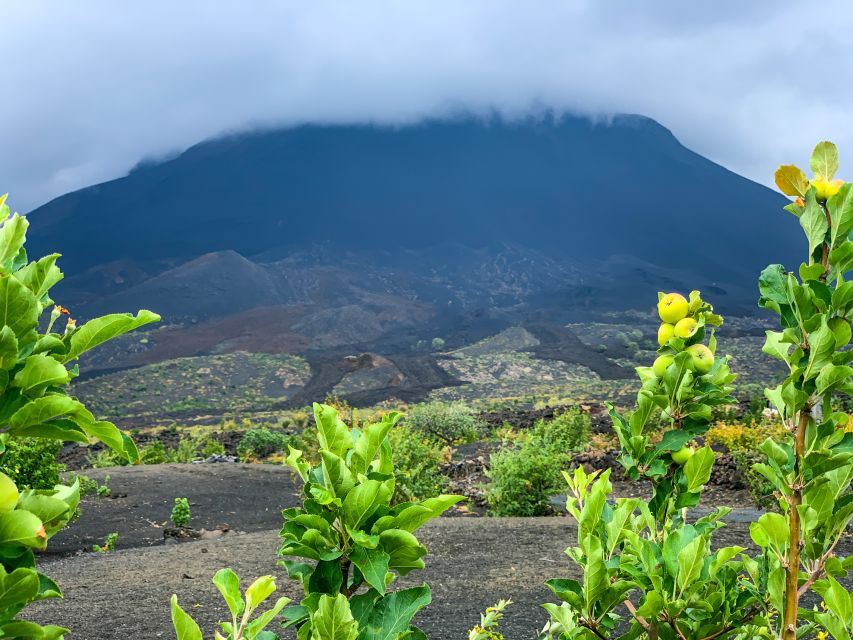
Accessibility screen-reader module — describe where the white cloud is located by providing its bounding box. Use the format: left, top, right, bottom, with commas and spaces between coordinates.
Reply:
2, 0, 852, 210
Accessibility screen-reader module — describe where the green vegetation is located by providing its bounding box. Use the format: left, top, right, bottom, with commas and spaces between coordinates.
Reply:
0, 194, 157, 636
170, 497, 191, 528
406, 400, 485, 445
172, 570, 289, 640
485, 409, 590, 516
91, 532, 118, 553
275, 403, 463, 638
236, 427, 289, 461
387, 424, 448, 503
0, 437, 64, 490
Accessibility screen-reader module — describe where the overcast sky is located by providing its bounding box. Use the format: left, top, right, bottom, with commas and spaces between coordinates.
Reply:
3, 1, 852, 211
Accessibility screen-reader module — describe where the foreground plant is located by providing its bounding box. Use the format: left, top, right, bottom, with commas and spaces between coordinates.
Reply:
541, 292, 771, 639
760, 141, 853, 639
541, 141, 853, 640
0, 194, 158, 638
171, 570, 290, 640
278, 403, 464, 639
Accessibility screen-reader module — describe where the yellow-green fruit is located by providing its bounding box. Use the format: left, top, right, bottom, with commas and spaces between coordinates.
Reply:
652, 354, 674, 378
0, 472, 18, 512
674, 317, 698, 338
671, 446, 695, 465
813, 177, 844, 201
686, 343, 714, 373
658, 323, 675, 346
829, 317, 852, 348
658, 293, 689, 323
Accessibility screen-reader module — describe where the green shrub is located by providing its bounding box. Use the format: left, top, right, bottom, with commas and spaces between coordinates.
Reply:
485, 441, 564, 517
200, 437, 225, 457
237, 427, 289, 460
406, 401, 484, 445
138, 440, 167, 464
171, 497, 191, 528
485, 409, 590, 517
0, 438, 64, 489
91, 532, 118, 553
387, 425, 448, 503
167, 435, 200, 463
530, 408, 591, 455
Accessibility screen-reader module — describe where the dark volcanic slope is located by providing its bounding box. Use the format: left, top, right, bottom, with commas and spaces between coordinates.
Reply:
26, 114, 800, 312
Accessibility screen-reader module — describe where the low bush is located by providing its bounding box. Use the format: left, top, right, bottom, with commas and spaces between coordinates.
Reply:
200, 437, 225, 457
387, 424, 449, 503
0, 437, 64, 489
485, 409, 591, 517
406, 400, 485, 445
236, 427, 289, 460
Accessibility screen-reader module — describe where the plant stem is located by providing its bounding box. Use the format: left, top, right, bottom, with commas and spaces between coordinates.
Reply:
782, 407, 809, 640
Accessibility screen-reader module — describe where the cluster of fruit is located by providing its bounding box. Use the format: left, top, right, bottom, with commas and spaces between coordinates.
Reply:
652, 292, 715, 377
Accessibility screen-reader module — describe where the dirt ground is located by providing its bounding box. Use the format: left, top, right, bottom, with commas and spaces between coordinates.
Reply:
28, 463, 853, 639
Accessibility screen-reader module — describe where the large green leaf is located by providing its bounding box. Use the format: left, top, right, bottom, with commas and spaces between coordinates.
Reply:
314, 403, 352, 458
321, 450, 356, 501
351, 546, 390, 595
676, 536, 705, 595
0, 510, 46, 549
342, 481, 391, 531
684, 447, 714, 492
63, 310, 160, 362
378, 529, 427, 576
312, 593, 358, 640
0, 214, 28, 270
12, 354, 71, 397
811, 140, 839, 180
0, 275, 39, 338
829, 183, 853, 248
351, 415, 399, 475
358, 586, 431, 640
806, 319, 837, 380
170, 594, 203, 640
213, 567, 244, 618
0, 565, 40, 610
801, 191, 829, 261
13, 253, 63, 303
0, 326, 17, 370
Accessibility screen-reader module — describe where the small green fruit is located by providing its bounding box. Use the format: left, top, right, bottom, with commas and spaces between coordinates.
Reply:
829, 317, 852, 348
674, 317, 698, 338
658, 323, 675, 346
652, 354, 674, 378
658, 293, 689, 324
686, 343, 714, 373
671, 446, 695, 465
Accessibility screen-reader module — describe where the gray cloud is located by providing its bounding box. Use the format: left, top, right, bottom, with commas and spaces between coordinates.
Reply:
3, 1, 852, 210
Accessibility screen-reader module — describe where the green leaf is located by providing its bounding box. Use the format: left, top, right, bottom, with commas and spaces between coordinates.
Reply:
829, 182, 853, 248
14, 253, 63, 302
312, 593, 358, 640
245, 575, 277, 612
0, 565, 40, 610
313, 403, 352, 458
0, 214, 28, 270
245, 596, 290, 638
762, 330, 793, 363
751, 512, 788, 550
351, 414, 400, 476
0, 274, 39, 338
359, 586, 432, 640
321, 450, 356, 501
683, 447, 714, 492
676, 536, 706, 595
806, 318, 837, 380
213, 568, 244, 618
758, 264, 789, 305
342, 480, 390, 531
170, 594, 203, 640
0, 326, 17, 370
351, 546, 390, 595
811, 140, 839, 180
63, 310, 160, 362
816, 364, 853, 395
378, 529, 427, 576
0, 473, 18, 513
801, 190, 829, 261
0, 509, 46, 548
12, 354, 71, 396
